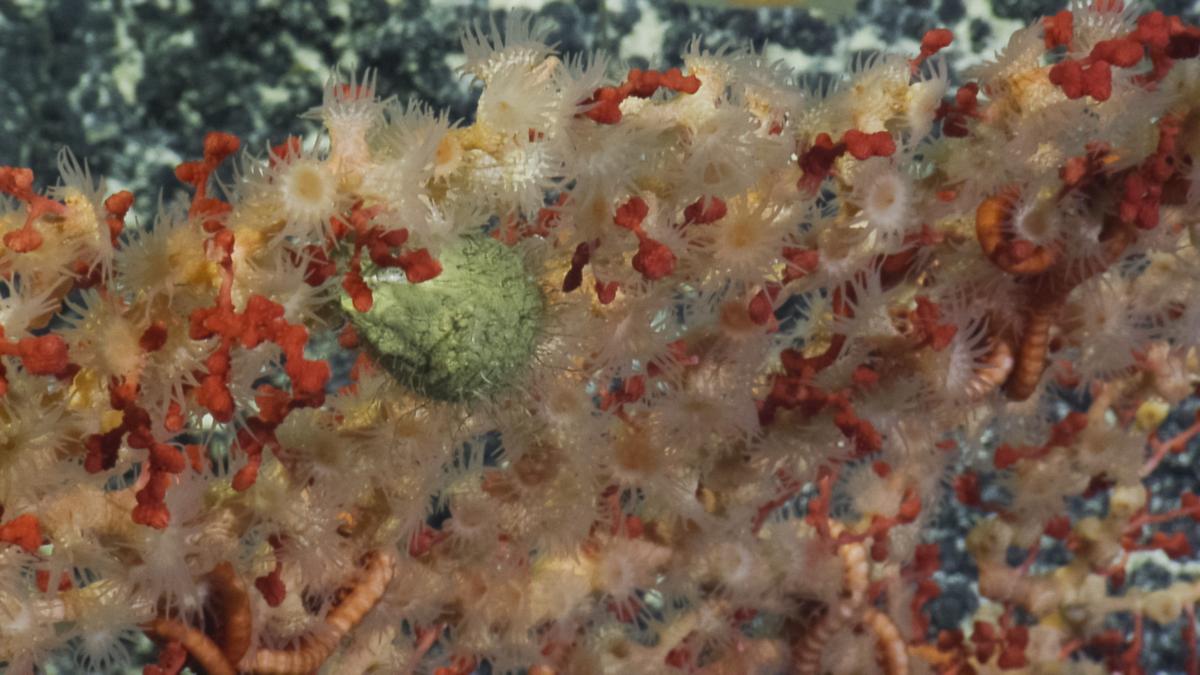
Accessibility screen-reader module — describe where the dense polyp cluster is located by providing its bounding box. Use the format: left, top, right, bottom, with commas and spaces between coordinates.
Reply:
2, 3, 1200, 673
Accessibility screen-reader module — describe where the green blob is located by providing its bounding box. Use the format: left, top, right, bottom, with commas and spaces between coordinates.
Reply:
342, 236, 544, 402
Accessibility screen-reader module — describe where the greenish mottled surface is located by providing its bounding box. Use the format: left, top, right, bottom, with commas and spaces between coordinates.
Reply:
342, 236, 544, 402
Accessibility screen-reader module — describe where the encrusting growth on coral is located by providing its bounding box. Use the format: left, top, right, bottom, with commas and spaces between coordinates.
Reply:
3, 3, 1200, 674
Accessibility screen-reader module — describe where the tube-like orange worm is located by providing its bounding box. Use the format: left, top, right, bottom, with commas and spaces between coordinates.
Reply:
1004, 295, 1059, 401
1005, 215, 1137, 401
975, 190, 1012, 257
862, 607, 910, 675
864, 605, 907, 672
837, 531, 870, 605
324, 549, 396, 636
245, 549, 397, 674
791, 606, 843, 675
208, 561, 253, 666
245, 635, 328, 674
793, 541, 905, 675
975, 187, 1059, 276
145, 617, 237, 675
792, 524, 870, 675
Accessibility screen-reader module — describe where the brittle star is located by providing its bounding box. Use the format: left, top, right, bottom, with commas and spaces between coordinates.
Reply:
145, 549, 396, 674
974, 189, 1138, 401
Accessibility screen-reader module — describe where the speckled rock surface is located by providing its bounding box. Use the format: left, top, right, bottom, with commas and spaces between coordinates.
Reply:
13, 0, 1197, 223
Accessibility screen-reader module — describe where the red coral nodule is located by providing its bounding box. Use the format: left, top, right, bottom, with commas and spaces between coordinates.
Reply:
16, 334, 70, 376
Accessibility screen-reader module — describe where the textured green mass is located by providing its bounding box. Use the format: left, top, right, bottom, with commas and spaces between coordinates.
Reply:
342, 235, 544, 402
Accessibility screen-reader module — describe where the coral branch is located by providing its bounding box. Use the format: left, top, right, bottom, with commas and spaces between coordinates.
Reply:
208, 561, 254, 667
790, 524, 871, 674
244, 549, 397, 674
145, 618, 236, 675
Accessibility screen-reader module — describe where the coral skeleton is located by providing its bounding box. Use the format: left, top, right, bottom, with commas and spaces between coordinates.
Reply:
3, 4, 1200, 673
